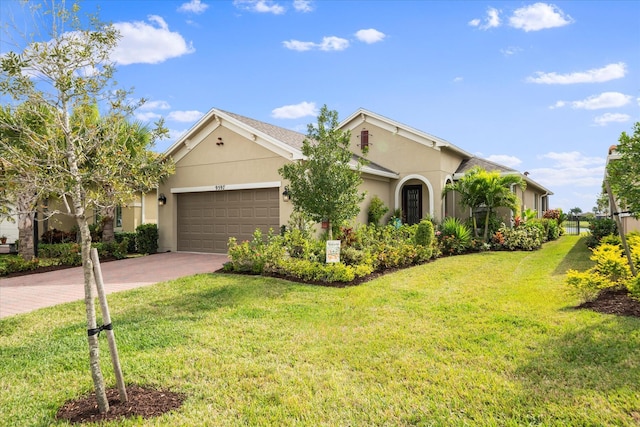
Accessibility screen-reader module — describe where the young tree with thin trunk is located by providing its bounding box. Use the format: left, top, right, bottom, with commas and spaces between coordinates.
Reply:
279, 105, 366, 240
0, 1, 173, 413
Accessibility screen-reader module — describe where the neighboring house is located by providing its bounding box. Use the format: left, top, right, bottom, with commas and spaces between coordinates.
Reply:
33, 192, 158, 238
0, 205, 19, 243
604, 145, 640, 234
157, 108, 553, 254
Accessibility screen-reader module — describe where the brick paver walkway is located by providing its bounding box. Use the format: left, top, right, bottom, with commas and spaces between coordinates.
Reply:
0, 252, 228, 318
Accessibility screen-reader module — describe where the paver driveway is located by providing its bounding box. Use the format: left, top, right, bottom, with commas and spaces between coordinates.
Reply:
0, 252, 228, 318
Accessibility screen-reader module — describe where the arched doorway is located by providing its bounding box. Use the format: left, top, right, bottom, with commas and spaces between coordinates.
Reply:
394, 175, 434, 225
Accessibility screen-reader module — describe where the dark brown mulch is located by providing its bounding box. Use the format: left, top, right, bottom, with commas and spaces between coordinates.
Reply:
56, 385, 185, 424
577, 288, 640, 318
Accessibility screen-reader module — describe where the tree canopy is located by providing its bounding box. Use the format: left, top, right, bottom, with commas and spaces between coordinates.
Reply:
607, 122, 640, 218
279, 105, 366, 239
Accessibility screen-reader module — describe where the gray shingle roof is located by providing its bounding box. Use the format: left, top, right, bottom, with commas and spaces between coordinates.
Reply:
219, 109, 307, 150
455, 157, 518, 174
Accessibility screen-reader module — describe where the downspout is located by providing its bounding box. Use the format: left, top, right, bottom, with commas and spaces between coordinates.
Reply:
141, 192, 146, 225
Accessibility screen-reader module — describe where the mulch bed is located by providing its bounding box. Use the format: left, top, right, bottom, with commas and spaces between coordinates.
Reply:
577, 288, 640, 318
56, 385, 184, 424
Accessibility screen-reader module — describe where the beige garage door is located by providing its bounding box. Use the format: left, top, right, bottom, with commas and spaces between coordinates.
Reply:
177, 188, 280, 253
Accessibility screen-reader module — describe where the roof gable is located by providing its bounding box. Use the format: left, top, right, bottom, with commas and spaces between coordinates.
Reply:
340, 108, 473, 158
164, 108, 306, 163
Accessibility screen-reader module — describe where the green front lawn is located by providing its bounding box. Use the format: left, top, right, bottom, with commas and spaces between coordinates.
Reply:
1, 236, 638, 426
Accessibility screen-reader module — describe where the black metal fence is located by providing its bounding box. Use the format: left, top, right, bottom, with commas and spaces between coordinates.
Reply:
563, 216, 589, 235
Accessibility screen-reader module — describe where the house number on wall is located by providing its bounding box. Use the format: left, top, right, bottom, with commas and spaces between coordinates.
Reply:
214, 185, 226, 191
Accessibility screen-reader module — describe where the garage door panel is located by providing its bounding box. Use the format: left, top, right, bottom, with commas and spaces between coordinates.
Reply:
177, 188, 279, 253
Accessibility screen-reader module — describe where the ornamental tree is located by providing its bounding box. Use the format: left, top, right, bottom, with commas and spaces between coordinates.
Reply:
0, 1, 173, 413
279, 105, 366, 240
607, 122, 640, 218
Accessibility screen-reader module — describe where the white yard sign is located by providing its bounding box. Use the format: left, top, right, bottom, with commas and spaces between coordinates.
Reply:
326, 240, 341, 263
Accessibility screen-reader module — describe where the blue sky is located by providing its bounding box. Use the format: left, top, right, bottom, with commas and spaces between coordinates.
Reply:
3, 0, 639, 213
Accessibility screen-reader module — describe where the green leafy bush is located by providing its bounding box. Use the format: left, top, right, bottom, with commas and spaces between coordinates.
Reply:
367, 195, 389, 227
565, 242, 632, 301
38, 243, 82, 266
115, 232, 137, 253
1, 256, 40, 275
136, 223, 159, 254
438, 217, 471, 255
227, 229, 284, 274
93, 239, 129, 260
499, 223, 544, 251
586, 218, 617, 248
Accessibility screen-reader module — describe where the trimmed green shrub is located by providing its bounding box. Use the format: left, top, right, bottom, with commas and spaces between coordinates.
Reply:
115, 232, 137, 253
415, 219, 435, 247
136, 223, 159, 254
586, 218, 617, 248
38, 243, 82, 266
93, 239, 129, 260
1, 256, 39, 275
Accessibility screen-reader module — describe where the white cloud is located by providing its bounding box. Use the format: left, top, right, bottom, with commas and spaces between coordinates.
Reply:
284, 36, 349, 52
594, 113, 630, 126
500, 46, 522, 56
233, 0, 285, 15
486, 154, 522, 168
573, 92, 632, 110
319, 36, 349, 51
469, 7, 501, 30
272, 101, 317, 119
530, 151, 605, 187
293, 0, 313, 12
355, 29, 386, 44
167, 110, 205, 122
178, 0, 209, 14
135, 111, 162, 122
282, 40, 315, 51
453, 76, 463, 83
527, 62, 627, 84
112, 16, 195, 65
551, 92, 632, 110
140, 100, 171, 110
509, 2, 573, 32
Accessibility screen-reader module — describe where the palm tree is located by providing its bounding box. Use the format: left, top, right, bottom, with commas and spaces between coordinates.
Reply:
443, 166, 526, 241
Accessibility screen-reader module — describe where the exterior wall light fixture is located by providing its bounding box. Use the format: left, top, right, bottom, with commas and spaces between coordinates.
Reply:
282, 186, 290, 202
158, 193, 167, 206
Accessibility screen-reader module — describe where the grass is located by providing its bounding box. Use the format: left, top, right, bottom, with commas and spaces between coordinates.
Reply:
1, 236, 639, 426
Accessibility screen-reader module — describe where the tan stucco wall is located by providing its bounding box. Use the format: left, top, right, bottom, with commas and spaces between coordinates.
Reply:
158, 126, 291, 252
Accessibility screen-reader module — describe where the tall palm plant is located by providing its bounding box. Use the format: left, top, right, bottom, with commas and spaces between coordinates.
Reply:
443, 166, 526, 242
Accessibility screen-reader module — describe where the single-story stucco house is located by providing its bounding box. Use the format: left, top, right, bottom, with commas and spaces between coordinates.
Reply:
155, 108, 553, 254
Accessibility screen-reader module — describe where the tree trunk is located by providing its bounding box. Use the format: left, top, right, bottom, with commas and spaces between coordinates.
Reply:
16, 191, 36, 260
483, 209, 491, 242
77, 214, 110, 413
101, 205, 115, 243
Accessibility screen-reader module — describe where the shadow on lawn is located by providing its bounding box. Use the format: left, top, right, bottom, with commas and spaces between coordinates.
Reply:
552, 236, 592, 276
516, 316, 640, 398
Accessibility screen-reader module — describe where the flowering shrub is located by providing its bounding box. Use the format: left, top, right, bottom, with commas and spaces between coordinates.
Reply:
227, 229, 284, 274
498, 223, 544, 251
